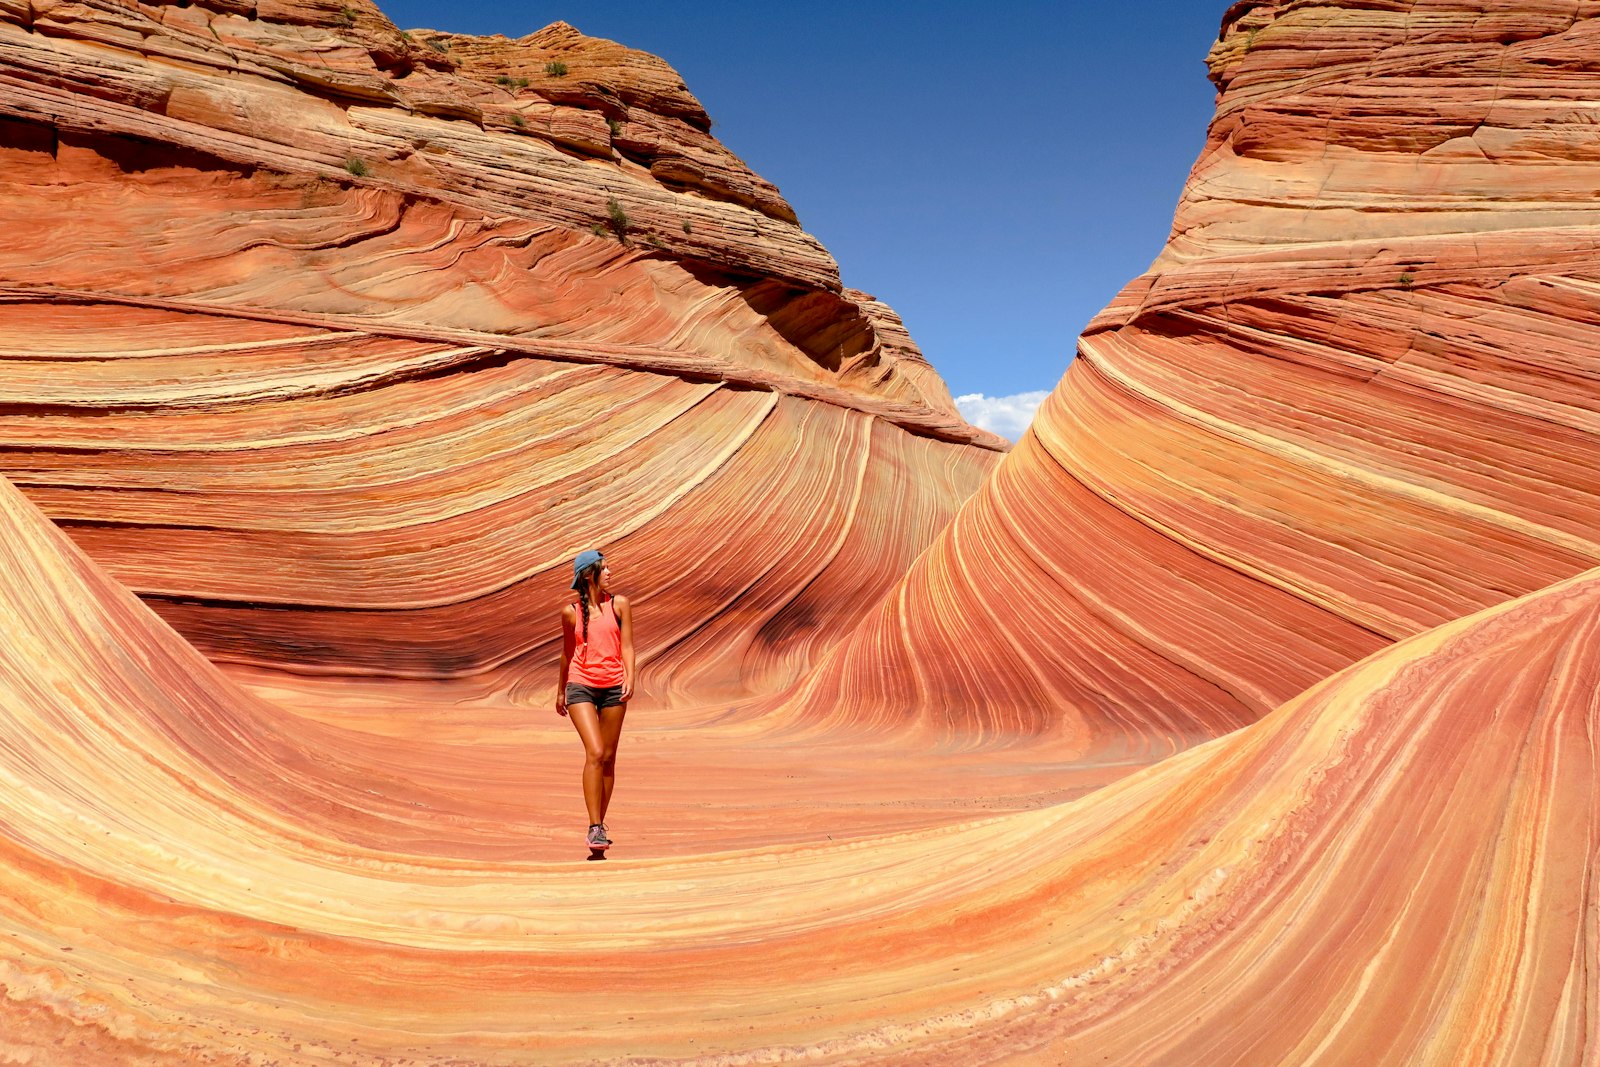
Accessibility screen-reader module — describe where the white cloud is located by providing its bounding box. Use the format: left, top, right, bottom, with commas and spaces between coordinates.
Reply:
954, 390, 1049, 442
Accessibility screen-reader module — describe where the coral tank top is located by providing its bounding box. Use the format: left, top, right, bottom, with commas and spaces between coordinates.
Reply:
570, 595, 624, 686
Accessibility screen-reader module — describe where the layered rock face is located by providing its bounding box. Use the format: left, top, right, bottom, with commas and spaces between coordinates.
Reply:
2, 432, 1597, 1064
787, 0, 1600, 752
2, 1, 1600, 1065
0, 0, 1002, 700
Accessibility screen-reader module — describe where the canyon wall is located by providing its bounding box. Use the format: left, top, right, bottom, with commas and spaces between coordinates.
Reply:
785, 0, 1600, 756
0, 0, 1003, 703
0, 401, 1594, 1064
0, 1, 1597, 1064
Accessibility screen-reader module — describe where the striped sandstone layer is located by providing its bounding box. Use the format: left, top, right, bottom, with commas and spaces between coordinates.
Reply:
785, 0, 1600, 753
1, 455, 1596, 1064
1, 0, 1599, 1064
0, 0, 1003, 702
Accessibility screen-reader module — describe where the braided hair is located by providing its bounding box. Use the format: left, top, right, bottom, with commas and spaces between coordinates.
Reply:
575, 563, 602, 641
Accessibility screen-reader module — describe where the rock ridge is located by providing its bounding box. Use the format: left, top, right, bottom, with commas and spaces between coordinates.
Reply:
0, 0, 1003, 684
784, 0, 1600, 757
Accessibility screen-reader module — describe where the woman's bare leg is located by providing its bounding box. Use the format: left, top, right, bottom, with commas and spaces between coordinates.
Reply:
566, 703, 605, 826
597, 702, 627, 822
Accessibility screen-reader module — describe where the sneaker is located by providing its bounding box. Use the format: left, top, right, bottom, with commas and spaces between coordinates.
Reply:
586, 823, 611, 850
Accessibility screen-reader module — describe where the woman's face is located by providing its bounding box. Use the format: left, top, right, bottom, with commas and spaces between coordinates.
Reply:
598, 563, 612, 590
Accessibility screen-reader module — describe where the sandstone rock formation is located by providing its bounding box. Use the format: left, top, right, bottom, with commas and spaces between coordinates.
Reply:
2, 445, 1597, 1064
2, 0, 1599, 1064
786, 0, 1600, 754
0, 0, 1003, 700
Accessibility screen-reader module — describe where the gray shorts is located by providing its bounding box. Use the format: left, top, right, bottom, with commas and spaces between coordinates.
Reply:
565, 682, 626, 710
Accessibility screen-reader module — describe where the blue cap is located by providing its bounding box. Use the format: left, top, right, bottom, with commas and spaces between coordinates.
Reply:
570, 549, 604, 590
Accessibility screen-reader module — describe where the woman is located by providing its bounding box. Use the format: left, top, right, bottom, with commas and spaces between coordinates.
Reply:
556, 549, 634, 853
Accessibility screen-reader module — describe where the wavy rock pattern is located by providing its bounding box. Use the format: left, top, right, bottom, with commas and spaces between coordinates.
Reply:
788, 0, 1600, 751
2, 458, 1597, 1064
0, 0, 1003, 696
2, 0, 1600, 1064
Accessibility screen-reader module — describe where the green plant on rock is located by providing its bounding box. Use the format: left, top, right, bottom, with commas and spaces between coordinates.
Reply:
605, 196, 630, 239
343, 156, 368, 177
496, 75, 515, 88
509, 112, 526, 128
606, 116, 621, 138
682, 220, 693, 235
1399, 272, 1415, 288
426, 38, 450, 53
545, 60, 569, 77
337, 5, 356, 27
590, 223, 606, 237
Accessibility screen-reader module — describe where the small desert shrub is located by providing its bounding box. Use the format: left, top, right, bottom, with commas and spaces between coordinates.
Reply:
343, 156, 368, 177
509, 113, 526, 128
681, 220, 693, 234
605, 196, 630, 238
426, 38, 449, 53
606, 117, 621, 137
516, 77, 530, 89
399, 30, 413, 41
1399, 272, 1415, 288
545, 60, 569, 77
337, 5, 356, 27
496, 75, 514, 88
590, 223, 606, 237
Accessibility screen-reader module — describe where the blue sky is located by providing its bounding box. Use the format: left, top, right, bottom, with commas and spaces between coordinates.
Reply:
377, 2, 1225, 432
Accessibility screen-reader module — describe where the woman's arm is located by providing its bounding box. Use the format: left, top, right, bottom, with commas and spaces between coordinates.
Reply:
616, 595, 636, 702
557, 603, 577, 716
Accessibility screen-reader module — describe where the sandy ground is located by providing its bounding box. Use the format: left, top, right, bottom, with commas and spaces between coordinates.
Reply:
227, 665, 1157, 863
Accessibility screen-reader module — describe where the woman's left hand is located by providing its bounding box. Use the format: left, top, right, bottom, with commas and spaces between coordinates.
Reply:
621, 677, 634, 702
